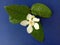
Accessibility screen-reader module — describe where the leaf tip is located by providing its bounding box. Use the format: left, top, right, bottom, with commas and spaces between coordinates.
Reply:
4, 6, 7, 8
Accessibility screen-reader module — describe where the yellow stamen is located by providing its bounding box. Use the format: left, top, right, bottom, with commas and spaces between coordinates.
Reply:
29, 21, 34, 26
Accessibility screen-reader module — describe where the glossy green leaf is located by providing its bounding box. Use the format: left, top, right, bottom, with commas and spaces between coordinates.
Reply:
9, 16, 20, 24
5, 5, 30, 24
31, 3, 52, 18
31, 22, 44, 42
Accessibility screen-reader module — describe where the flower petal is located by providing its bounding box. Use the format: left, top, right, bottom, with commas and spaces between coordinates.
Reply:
20, 20, 28, 26
33, 18, 40, 22
27, 25, 33, 34
27, 14, 33, 20
34, 23, 39, 30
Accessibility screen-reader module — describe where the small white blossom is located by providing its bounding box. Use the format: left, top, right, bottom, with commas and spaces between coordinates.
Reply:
20, 14, 40, 34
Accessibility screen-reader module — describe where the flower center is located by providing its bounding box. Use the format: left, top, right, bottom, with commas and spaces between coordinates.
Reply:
29, 20, 34, 26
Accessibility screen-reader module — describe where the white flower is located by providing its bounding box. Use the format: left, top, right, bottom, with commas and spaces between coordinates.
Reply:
20, 14, 40, 34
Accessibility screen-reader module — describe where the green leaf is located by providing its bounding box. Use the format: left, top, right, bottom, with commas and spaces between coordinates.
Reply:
31, 3, 52, 18
9, 16, 20, 24
31, 22, 44, 42
5, 5, 30, 24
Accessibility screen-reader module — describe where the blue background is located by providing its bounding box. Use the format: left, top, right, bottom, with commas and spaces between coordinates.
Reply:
0, 0, 60, 45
